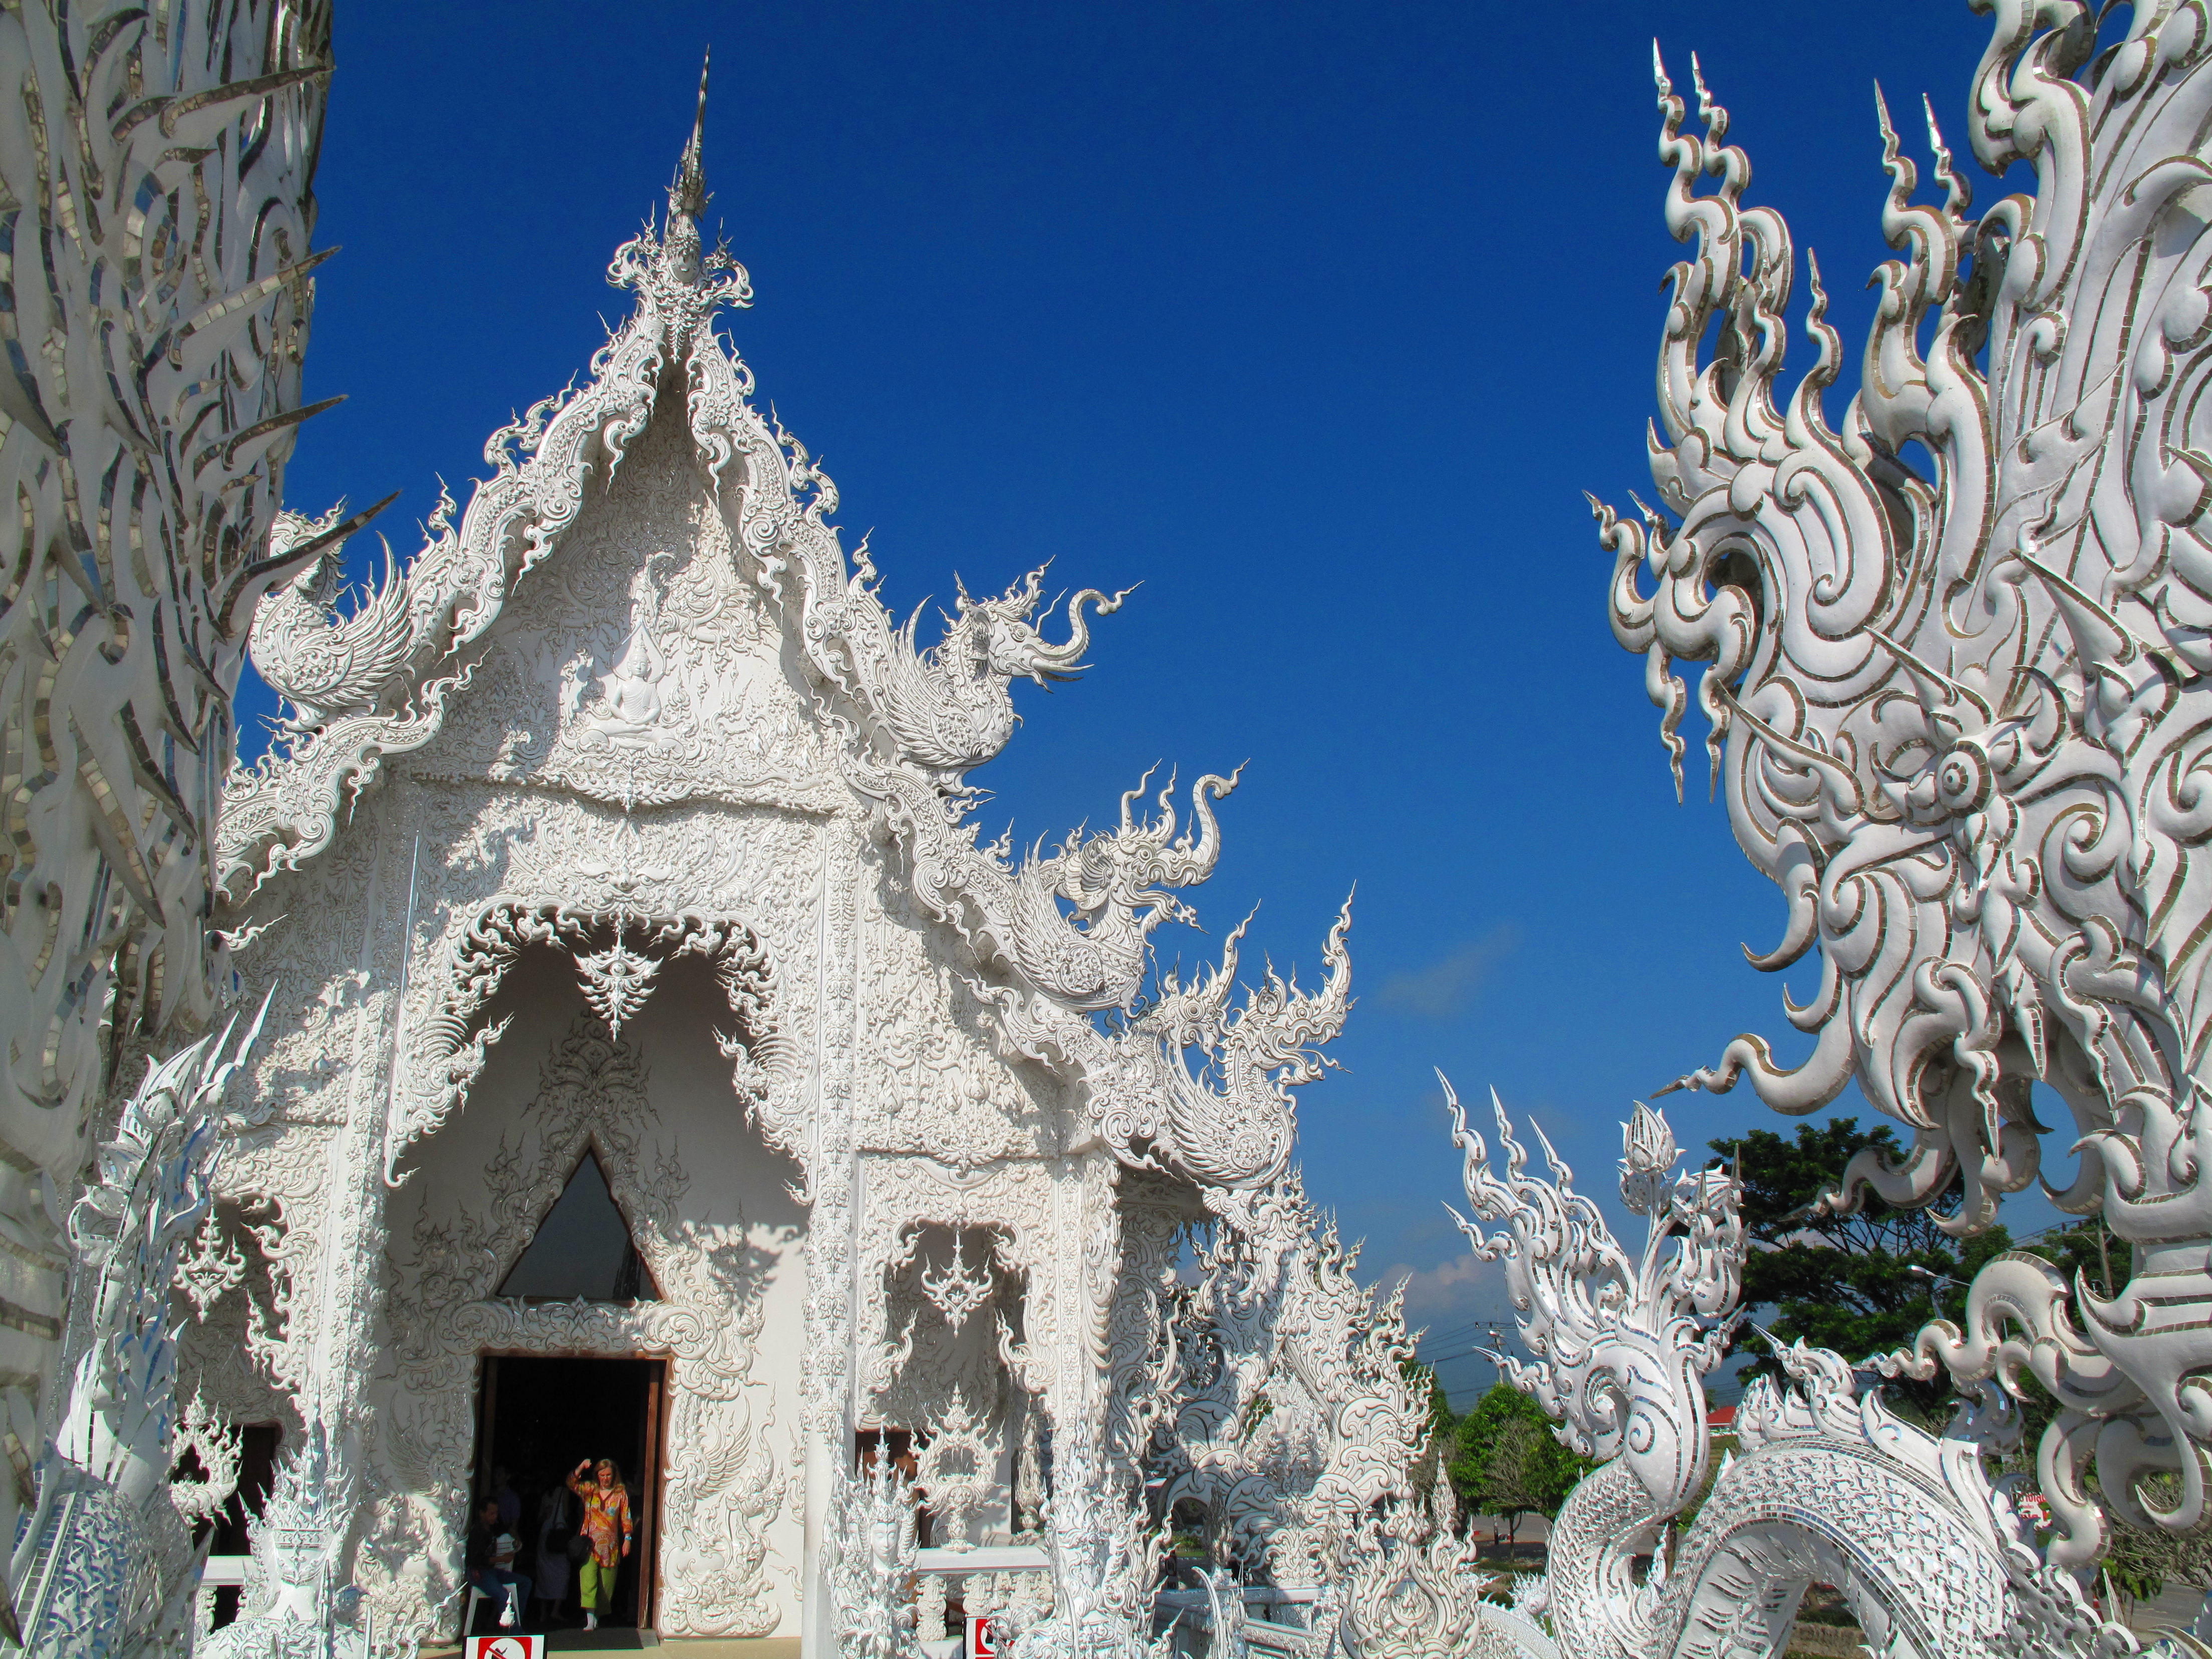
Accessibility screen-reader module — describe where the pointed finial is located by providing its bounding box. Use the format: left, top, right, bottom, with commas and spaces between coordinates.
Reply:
671, 50, 711, 220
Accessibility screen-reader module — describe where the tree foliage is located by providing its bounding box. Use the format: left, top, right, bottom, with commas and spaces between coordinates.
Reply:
1707, 1118, 2012, 1416
1447, 1381, 1591, 1529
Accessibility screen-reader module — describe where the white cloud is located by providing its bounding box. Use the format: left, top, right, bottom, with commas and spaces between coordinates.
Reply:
1375, 924, 1521, 1018
1375, 1249, 1511, 1333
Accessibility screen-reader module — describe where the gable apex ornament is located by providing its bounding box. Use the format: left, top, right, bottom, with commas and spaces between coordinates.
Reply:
609, 49, 752, 349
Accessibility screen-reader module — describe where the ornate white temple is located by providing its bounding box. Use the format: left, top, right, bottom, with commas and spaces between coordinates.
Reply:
7, 4, 2212, 1657
179, 63, 1375, 1653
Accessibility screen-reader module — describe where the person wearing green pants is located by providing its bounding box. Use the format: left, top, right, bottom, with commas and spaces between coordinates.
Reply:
567, 1457, 634, 1630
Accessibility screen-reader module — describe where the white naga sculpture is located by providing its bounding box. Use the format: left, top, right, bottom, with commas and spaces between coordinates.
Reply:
1431, 2, 2212, 1656
9, 1009, 265, 1658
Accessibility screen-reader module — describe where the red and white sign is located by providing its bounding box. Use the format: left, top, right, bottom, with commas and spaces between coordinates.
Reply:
965, 1614, 1000, 1657
467, 1638, 542, 1659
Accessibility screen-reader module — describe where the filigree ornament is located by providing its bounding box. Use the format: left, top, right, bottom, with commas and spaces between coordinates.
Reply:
168, 1394, 244, 1531
378, 1017, 787, 1641
175, 1211, 250, 1322
916, 1390, 1001, 1551
1336, 1485, 1505, 1659
203, 36, 1353, 1201
395, 903, 789, 1167
574, 931, 664, 1042
919, 1230, 1001, 1336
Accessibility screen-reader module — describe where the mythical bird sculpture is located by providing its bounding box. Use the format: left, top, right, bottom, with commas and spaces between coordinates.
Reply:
249, 509, 418, 732
1600, 1, 2212, 1576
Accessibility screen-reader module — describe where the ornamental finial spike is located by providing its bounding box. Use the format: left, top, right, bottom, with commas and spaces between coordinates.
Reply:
670, 49, 710, 221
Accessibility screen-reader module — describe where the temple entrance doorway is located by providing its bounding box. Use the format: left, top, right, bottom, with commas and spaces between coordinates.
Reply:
475, 1355, 666, 1633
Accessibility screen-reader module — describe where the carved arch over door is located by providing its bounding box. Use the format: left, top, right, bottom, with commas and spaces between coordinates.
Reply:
365, 1016, 792, 1639
390, 903, 799, 1174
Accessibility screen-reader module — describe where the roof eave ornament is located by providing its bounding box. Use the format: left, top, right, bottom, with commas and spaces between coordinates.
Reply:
608, 49, 752, 349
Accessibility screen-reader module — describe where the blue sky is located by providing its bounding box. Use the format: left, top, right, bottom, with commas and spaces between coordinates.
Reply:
257, 1, 2056, 1406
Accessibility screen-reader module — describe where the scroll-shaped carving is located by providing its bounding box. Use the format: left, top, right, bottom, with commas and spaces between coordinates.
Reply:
915, 1389, 1001, 1551
175, 1209, 249, 1322
1336, 1486, 1499, 1659
392, 904, 792, 1168
1597, 10, 2212, 1567
1451, 1089, 1740, 1522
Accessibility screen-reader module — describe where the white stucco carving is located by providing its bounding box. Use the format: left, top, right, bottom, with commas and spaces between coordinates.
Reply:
0, 1, 342, 1643
1428, 8, 2212, 1657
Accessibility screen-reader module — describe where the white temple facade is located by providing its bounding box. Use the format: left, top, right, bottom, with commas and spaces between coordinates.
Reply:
179, 77, 1359, 1652
27, 7, 2196, 1655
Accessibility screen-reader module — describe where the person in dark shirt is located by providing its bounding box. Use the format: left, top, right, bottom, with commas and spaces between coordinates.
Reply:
491, 1465, 521, 1532
464, 1496, 533, 1631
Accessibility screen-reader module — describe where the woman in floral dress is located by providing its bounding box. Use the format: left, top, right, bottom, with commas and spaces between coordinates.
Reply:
566, 1457, 634, 1630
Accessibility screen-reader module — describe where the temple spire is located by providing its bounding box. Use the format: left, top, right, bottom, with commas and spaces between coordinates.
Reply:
670, 50, 710, 221
607, 46, 748, 331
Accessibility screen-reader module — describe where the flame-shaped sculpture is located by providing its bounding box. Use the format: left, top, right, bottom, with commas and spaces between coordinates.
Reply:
1601, 5, 2212, 1569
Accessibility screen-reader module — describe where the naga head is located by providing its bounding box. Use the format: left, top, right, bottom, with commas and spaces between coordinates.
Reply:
941, 565, 1133, 690
1448, 1084, 1743, 1521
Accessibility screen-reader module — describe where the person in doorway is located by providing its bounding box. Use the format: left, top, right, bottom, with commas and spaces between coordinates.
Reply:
490, 1465, 521, 1532
567, 1457, 633, 1630
532, 1477, 576, 1625
465, 1496, 533, 1631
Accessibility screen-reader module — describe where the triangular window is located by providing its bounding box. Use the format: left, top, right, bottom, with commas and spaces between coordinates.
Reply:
495, 1149, 660, 1302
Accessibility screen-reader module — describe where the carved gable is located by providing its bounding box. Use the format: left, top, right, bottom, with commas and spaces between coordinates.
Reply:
417, 381, 839, 814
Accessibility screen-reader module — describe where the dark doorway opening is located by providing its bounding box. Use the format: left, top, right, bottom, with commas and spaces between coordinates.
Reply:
186, 1422, 282, 1631
475, 1355, 665, 1634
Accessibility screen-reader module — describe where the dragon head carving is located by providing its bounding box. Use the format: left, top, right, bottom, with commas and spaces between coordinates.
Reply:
857, 561, 1132, 776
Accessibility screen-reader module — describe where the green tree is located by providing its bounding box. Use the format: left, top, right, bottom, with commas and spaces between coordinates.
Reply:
1708, 1118, 2012, 1418
1448, 1382, 1592, 1541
